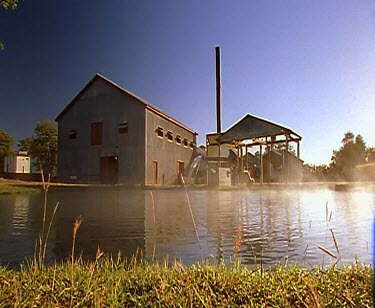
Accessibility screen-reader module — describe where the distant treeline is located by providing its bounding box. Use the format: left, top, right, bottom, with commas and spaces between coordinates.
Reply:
304, 131, 375, 182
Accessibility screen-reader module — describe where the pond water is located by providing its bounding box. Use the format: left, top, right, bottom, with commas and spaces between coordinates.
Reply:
0, 186, 373, 268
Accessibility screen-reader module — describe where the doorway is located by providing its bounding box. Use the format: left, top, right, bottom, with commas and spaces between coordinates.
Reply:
177, 161, 184, 185
100, 156, 118, 184
153, 161, 158, 184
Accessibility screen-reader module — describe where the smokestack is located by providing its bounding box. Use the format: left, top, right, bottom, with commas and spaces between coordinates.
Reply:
215, 45, 222, 134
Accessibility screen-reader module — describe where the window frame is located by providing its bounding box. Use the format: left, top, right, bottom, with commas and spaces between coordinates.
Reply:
118, 122, 128, 134
68, 130, 77, 140
156, 126, 164, 138
175, 134, 182, 145
182, 138, 188, 148
166, 131, 173, 142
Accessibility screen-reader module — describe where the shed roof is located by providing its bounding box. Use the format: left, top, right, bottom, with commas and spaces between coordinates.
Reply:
217, 114, 301, 143
55, 73, 197, 135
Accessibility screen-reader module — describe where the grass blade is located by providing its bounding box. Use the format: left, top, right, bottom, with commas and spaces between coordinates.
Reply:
318, 245, 337, 259
330, 228, 340, 255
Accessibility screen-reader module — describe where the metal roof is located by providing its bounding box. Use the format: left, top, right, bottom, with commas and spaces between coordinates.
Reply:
55, 73, 198, 135
217, 114, 301, 143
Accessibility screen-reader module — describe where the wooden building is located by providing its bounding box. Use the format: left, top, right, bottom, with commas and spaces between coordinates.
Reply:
206, 114, 302, 186
55, 74, 197, 185
3, 151, 30, 174
262, 149, 304, 183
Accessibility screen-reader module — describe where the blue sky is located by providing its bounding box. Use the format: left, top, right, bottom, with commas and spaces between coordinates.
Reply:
1, 0, 374, 165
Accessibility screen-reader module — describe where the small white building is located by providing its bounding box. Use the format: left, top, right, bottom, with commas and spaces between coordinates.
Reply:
3, 152, 31, 174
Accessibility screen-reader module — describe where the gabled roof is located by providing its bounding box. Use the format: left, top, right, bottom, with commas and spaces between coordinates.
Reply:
217, 114, 301, 143
55, 73, 197, 135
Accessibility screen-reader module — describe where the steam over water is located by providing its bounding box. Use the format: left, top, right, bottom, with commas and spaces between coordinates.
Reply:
0, 186, 373, 268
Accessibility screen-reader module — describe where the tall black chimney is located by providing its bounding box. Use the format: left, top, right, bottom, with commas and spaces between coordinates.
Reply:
215, 45, 222, 134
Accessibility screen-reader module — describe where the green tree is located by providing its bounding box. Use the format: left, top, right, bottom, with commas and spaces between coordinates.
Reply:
1, 0, 19, 50
1, 0, 18, 9
365, 147, 375, 163
303, 164, 329, 182
330, 131, 367, 181
30, 119, 57, 173
18, 137, 33, 152
273, 143, 295, 153
0, 129, 15, 172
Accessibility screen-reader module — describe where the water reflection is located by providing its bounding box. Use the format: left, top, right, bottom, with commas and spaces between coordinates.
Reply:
0, 187, 373, 268
52, 189, 146, 261
12, 195, 30, 234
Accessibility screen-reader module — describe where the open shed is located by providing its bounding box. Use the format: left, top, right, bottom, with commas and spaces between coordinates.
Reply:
206, 114, 302, 186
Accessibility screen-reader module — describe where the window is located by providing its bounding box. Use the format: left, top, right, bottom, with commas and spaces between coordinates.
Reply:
182, 138, 188, 147
175, 134, 181, 145
119, 122, 128, 134
189, 141, 195, 150
156, 127, 163, 138
68, 130, 77, 139
91, 122, 102, 145
166, 131, 173, 142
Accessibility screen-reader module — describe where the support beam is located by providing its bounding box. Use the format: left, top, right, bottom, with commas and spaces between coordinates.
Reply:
297, 141, 300, 159
285, 135, 289, 184
268, 144, 271, 184
245, 146, 248, 171
260, 145, 263, 185
241, 145, 244, 172
237, 144, 240, 185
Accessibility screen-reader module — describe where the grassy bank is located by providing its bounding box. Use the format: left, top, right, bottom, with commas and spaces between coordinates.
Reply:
0, 178, 89, 194
0, 258, 372, 307
0, 184, 40, 195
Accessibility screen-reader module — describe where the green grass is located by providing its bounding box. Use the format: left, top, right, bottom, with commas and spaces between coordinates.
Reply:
0, 184, 40, 195
0, 258, 372, 307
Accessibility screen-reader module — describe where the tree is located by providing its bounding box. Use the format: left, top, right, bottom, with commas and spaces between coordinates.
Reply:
273, 143, 296, 155
29, 119, 58, 173
0, 129, 15, 172
1, 0, 19, 50
18, 137, 33, 153
365, 147, 375, 163
303, 164, 330, 182
1, 0, 18, 9
330, 131, 367, 181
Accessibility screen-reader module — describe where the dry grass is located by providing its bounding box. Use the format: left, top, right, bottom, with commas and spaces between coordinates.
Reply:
0, 259, 372, 307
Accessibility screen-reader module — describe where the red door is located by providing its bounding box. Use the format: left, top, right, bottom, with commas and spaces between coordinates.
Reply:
100, 156, 118, 184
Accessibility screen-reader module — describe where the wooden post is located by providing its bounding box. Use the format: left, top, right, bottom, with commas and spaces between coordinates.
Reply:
236, 143, 240, 185
240, 145, 243, 172
246, 145, 249, 171
285, 135, 289, 184
268, 144, 271, 184
218, 139, 221, 186
260, 145, 263, 185
297, 141, 300, 159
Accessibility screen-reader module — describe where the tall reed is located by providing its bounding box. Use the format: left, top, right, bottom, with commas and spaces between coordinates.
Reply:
36, 167, 59, 269
71, 215, 83, 264
233, 225, 243, 254
181, 175, 199, 241
319, 202, 342, 267
71, 215, 83, 306
148, 191, 156, 260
